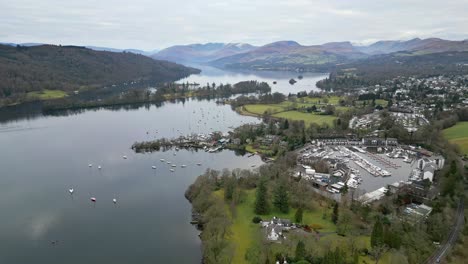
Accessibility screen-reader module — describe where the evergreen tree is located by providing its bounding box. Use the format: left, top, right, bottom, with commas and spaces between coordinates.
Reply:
331, 202, 339, 224
254, 177, 269, 215
224, 177, 236, 201
371, 217, 384, 247
295, 207, 303, 223
295, 241, 306, 261
273, 181, 289, 213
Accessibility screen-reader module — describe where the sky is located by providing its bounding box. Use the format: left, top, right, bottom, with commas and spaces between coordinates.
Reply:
1, 0, 468, 50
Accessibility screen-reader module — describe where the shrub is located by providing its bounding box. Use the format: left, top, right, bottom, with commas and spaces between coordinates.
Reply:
252, 216, 262, 223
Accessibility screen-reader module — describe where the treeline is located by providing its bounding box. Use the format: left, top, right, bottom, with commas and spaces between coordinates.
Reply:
229, 92, 286, 109
0, 44, 199, 100
42, 81, 271, 111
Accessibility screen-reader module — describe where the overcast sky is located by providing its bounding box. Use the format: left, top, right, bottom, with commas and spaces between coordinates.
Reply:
1, 0, 467, 50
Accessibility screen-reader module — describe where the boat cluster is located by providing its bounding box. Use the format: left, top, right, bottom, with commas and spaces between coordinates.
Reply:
386, 148, 413, 163
158, 157, 192, 172
346, 168, 363, 189
342, 148, 392, 177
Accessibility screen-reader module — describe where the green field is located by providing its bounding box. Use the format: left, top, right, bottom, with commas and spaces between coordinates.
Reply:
273, 111, 336, 126
216, 189, 335, 264
443, 122, 468, 154
244, 104, 285, 115
26, 89, 68, 100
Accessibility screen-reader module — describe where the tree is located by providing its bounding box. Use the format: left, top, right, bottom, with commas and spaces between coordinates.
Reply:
273, 181, 289, 213
370, 244, 388, 264
295, 241, 306, 261
295, 207, 303, 223
331, 202, 339, 224
224, 176, 236, 201
371, 217, 384, 247
255, 177, 270, 215
337, 211, 352, 236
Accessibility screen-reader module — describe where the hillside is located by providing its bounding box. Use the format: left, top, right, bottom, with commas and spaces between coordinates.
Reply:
356, 38, 468, 55
0, 44, 199, 99
152, 42, 257, 63
210, 41, 366, 71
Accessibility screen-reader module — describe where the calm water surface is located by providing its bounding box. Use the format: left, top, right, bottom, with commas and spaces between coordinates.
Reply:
177, 65, 328, 94
0, 99, 263, 264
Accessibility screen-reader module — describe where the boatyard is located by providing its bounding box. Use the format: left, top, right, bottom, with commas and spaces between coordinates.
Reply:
295, 139, 427, 199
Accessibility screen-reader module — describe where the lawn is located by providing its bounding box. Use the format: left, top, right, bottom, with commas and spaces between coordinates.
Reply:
273, 111, 336, 126
443, 122, 468, 155
216, 189, 335, 264
26, 89, 68, 100
243, 104, 285, 115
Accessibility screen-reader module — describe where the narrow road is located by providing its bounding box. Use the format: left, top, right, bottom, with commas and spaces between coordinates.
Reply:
424, 199, 465, 264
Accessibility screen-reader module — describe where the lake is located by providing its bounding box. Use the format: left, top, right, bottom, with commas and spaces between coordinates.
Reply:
0, 99, 263, 264
177, 65, 328, 94
0, 67, 328, 263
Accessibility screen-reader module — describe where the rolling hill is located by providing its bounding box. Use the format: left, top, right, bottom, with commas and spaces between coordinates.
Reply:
0, 44, 199, 99
152, 42, 257, 63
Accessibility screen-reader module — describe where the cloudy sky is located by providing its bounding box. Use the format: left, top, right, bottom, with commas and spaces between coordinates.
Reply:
1, 0, 467, 50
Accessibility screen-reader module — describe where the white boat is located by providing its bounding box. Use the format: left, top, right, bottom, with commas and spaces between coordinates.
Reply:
98, 165, 102, 170
166, 161, 171, 164
123, 155, 127, 159
171, 164, 177, 167
181, 165, 187, 168
160, 159, 165, 162
69, 188, 74, 194
170, 169, 175, 172
152, 166, 156, 169
113, 198, 117, 204
88, 164, 93, 167
382, 170, 392, 177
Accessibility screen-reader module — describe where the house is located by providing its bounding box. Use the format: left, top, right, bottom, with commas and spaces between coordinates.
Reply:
262, 217, 294, 242
422, 164, 436, 182
232, 138, 241, 145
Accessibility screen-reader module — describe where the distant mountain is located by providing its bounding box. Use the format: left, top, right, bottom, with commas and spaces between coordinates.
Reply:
85, 46, 159, 56
0, 44, 198, 98
356, 38, 468, 55
0, 42, 44, 47
210, 41, 366, 71
152, 42, 257, 63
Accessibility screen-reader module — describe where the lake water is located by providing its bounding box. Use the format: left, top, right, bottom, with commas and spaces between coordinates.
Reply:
0, 99, 263, 264
177, 65, 328, 94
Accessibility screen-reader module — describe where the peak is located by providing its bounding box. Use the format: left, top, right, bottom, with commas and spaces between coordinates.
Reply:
264, 41, 301, 48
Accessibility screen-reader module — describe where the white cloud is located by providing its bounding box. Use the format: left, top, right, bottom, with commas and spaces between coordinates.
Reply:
0, 0, 467, 50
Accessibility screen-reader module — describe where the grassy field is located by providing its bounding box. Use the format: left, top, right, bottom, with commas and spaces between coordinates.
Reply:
26, 89, 68, 100
244, 104, 285, 115
210, 188, 397, 264
272, 111, 336, 126
215, 189, 336, 264
443, 122, 468, 154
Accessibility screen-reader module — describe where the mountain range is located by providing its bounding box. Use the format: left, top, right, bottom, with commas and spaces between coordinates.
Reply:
152, 38, 468, 71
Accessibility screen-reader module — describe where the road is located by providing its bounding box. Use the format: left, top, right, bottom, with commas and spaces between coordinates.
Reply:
424, 199, 465, 264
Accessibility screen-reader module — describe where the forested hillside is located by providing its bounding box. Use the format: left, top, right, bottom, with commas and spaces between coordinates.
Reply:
0, 44, 199, 99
